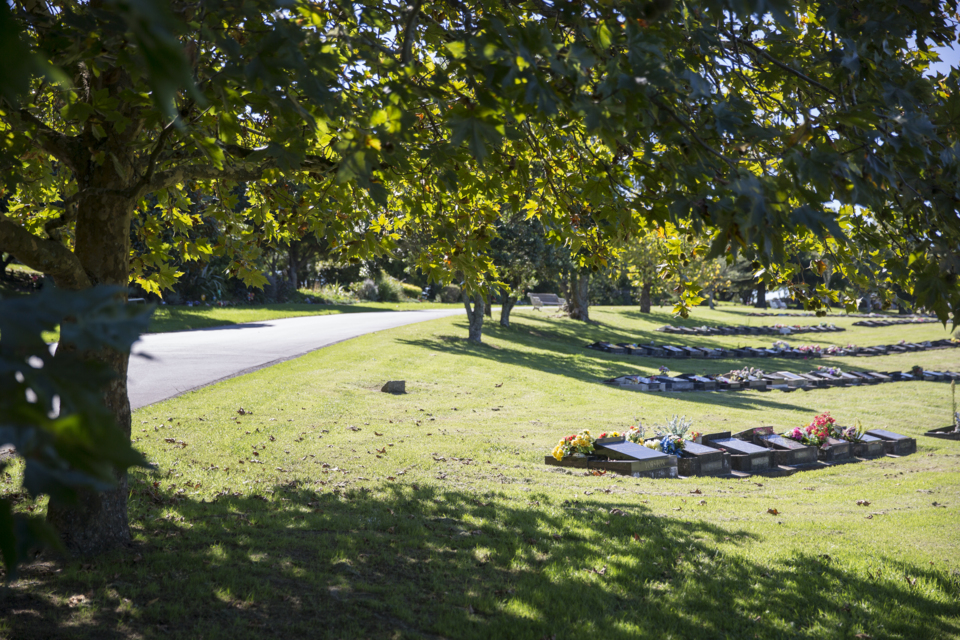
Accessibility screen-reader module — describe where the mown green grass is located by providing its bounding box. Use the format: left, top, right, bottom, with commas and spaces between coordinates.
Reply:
2, 305, 959, 639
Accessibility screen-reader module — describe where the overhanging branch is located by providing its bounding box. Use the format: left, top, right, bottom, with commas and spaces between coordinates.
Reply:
0, 217, 91, 289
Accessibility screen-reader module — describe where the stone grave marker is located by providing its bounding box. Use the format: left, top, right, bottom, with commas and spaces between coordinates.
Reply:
677, 441, 731, 476
773, 371, 809, 388
593, 438, 678, 478
702, 432, 774, 472
818, 437, 851, 462
735, 426, 818, 466
850, 434, 886, 458
866, 429, 917, 456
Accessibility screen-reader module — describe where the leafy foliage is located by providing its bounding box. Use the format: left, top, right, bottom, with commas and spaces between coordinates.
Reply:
0, 286, 150, 575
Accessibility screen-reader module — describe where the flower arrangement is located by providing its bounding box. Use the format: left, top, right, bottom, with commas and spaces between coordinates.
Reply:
772, 340, 791, 350
659, 435, 685, 456
835, 419, 866, 443
798, 344, 823, 355
596, 431, 621, 440
898, 339, 907, 345
656, 414, 694, 438
817, 365, 842, 376
911, 365, 924, 377
658, 365, 670, 375
723, 367, 765, 382
551, 429, 595, 461
626, 425, 646, 444
784, 412, 836, 447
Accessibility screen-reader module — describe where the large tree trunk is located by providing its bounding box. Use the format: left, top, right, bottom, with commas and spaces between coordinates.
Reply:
288, 242, 300, 290
567, 272, 590, 321
464, 292, 485, 343
499, 288, 516, 327
639, 282, 652, 313
754, 281, 767, 308
485, 288, 493, 318
44, 166, 136, 554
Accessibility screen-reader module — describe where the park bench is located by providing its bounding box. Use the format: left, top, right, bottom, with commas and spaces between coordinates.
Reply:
528, 293, 566, 310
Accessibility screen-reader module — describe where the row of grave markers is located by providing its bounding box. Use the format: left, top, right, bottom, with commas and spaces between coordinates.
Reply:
587, 338, 958, 360
604, 369, 960, 393
544, 427, 917, 479
656, 323, 844, 336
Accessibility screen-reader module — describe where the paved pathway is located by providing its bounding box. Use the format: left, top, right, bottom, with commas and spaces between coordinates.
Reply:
127, 309, 463, 410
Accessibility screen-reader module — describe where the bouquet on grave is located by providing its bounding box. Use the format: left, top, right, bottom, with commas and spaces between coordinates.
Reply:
772, 340, 791, 350
784, 411, 836, 447
596, 430, 622, 440
817, 365, 842, 376
911, 365, 924, 377
551, 429, 596, 461
799, 344, 823, 356
833, 419, 866, 443
724, 367, 765, 382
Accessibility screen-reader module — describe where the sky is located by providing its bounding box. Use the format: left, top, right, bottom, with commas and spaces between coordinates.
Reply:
927, 44, 960, 75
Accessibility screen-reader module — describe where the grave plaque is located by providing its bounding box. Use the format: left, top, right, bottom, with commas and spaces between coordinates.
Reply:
735, 426, 818, 466
847, 372, 877, 384
678, 442, 731, 476
850, 434, 886, 458
774, 371, 809, 388
689, 375, 717, 391
662, 345, 688, 358
657, 376, 695, 391
715, 376, 741, 390
683, 347, 708, 358
702, 433, 774, 471
865, 429, 917, 456
818, 437, 851, 462
866, 371, 892, 383
593, 439, 679, 478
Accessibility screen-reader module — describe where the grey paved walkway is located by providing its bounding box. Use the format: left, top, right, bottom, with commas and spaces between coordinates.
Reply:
127, 309, 463, 409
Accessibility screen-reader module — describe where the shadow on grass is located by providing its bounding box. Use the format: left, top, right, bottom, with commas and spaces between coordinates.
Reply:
3, 478, 958, 639
399, 320, 813, 412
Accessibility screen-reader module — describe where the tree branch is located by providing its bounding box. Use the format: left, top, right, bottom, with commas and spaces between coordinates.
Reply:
650, 97, 738, 169
133, 151, 338, 199
401, 0, 424, 65
0, 217, 91, 289
14, 109, 82, 172
722, 32, 837, 98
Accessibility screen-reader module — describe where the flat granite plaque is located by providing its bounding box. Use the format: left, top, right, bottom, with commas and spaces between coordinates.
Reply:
866, 429, 917, 456
850, 435, 886, 458
703, 436, 774, 471
818, 437, 852, 462
759, 434, 819, 466
544, 455, 678, 478
775, 371, 809, 387
595, 440, 675, 468
677, 442, 731, 476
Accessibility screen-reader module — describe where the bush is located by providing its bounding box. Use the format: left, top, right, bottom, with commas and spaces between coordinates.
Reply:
375, 275, 403, 302
439, 284, 462, 303
354, 279, 379, 301
401, 282, 423, 299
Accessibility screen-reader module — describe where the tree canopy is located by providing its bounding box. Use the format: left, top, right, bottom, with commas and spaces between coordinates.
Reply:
1, 0, 958, 552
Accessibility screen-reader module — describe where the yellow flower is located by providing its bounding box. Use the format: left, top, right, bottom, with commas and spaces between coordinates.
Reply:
611, 431, 620, 437
552, 445, 564, 461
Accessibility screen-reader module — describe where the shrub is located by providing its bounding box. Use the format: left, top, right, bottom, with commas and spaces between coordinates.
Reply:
354, 279, 379, 301
439, 284, 461, 303
375, 275, 403, 302
401, 281, 423, 299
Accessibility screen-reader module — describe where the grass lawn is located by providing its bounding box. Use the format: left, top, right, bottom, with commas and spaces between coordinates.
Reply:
2, 305, 959, 639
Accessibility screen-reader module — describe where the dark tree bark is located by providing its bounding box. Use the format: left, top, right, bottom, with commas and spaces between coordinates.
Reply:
639, 282, 652, 313
288, 242, 300, 289
46, 189, 136, 555
567, 271, 590, 321
754, 281, 767, 308
499, 287, 516, 327
485, 288, 493, 318
464, 292, 485, 343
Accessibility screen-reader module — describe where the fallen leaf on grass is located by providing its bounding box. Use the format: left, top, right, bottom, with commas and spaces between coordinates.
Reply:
767, 508, 779, 515
586, 566, 606, 575
375, 432, 383, 436
854, 634, 872, 639
689, 488, 702, 494
495, 382, 503, 387
856, 500, 871, 506
698, 500, 707, 506
347, 426, 361, 432
68, 595, 87, 607
609, 508, 626, 516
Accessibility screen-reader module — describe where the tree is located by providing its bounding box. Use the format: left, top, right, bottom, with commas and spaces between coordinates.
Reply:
2, 0, 959, 555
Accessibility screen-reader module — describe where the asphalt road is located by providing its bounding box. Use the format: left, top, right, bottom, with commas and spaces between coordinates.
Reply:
127, 309, 464, 410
